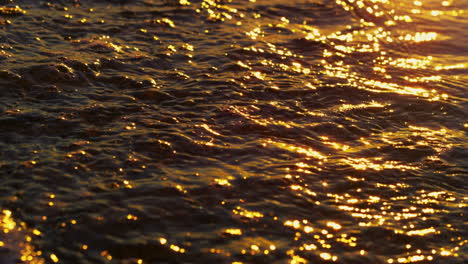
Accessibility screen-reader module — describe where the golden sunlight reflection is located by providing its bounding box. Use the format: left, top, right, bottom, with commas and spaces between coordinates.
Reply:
180, 0, 464, 262
0, 210, 44, 264
342, 157, 418, 171
264, 139, 327, 161
275, 120, 464, 262
283, 218, 350, 262
0, 0, 464, 263
286, 0, 461, 104
224, 228, 243, 236
232, 207, 264, 219
158, 237, 186, 254
335, 101, 387, 112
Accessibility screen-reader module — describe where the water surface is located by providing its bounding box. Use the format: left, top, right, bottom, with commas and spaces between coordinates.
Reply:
0, 0, 466, 263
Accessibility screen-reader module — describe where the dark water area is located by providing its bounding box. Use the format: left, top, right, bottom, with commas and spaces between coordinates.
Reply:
0, 0, 467, 263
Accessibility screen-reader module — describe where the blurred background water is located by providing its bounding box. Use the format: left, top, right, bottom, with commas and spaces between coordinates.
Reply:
0, 0, 466, 263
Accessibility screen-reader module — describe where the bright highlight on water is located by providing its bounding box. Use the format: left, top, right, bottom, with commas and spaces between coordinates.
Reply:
0, 0, 466, 263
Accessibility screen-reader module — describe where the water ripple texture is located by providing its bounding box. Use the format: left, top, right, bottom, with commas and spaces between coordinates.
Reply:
0, 0, 466, 263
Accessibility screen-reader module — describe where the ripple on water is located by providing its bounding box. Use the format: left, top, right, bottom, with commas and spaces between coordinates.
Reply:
0, 0, 466, 263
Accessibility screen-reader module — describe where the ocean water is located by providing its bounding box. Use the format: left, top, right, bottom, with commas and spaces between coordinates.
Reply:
0, 0, 466, 263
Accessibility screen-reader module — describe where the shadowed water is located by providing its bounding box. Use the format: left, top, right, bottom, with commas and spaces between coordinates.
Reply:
0, 0, 466, 263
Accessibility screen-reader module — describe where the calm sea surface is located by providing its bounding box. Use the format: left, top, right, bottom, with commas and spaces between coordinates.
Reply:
0, 0, 466, 263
